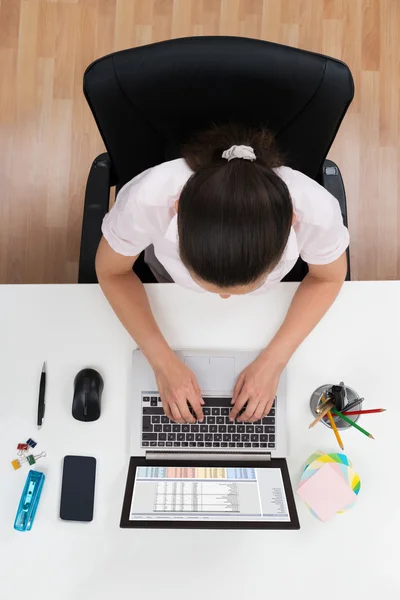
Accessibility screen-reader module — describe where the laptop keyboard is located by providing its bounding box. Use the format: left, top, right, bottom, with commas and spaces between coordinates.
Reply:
141, 395, 276, 450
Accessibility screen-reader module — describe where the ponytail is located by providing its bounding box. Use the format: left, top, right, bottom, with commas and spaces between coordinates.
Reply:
178, 123, 292, 288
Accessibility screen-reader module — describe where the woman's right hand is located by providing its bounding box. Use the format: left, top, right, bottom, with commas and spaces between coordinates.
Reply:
154, 355, 204, 423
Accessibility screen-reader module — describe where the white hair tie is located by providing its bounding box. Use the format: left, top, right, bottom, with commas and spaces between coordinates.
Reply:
222, 145, 256, 162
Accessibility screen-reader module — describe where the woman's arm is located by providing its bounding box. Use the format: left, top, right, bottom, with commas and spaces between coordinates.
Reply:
264, 251, 348, 366
95, 237, 203, 423
96, 237, 172, 369
230, 252, 347, 422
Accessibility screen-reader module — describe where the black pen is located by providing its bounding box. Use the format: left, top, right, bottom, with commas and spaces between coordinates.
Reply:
37, 362, 46, 429
341, 397, 364, 413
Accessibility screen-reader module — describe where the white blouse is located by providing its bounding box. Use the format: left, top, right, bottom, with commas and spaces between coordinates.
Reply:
102, 158, 349, 295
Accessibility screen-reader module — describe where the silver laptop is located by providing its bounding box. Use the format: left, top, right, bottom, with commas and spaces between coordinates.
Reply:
121, 350, 299, 529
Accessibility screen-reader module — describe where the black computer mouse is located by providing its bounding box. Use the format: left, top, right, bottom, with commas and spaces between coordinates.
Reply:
72, 368, 103, 422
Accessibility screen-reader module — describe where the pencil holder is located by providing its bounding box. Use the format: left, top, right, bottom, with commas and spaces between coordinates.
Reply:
309, 383, 361, 431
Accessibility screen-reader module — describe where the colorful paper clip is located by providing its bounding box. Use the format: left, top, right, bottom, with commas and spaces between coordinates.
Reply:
17, 443, 29, 452
26, 438, 37, 448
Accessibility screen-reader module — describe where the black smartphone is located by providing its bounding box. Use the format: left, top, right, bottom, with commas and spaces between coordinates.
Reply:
60, 455, 97, 522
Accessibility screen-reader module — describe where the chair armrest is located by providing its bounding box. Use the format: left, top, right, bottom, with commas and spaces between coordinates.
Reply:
320, 160, 351, 280
78, 153, 113, 283
321, 160, 348, 226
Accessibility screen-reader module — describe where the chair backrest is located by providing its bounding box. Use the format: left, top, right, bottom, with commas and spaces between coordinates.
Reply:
84, 36, 354, 188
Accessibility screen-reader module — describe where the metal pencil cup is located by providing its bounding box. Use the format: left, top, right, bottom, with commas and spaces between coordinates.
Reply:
310, 383, 362, 431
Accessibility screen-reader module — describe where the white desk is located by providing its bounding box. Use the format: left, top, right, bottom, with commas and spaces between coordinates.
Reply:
0, 283, 399, 599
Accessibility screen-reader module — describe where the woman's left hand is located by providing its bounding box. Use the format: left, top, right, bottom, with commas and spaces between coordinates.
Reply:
229, 352, 285, 422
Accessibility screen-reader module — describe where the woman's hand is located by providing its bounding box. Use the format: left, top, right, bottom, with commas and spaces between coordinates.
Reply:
154, 355, 204, 423
230, 352, 284, 422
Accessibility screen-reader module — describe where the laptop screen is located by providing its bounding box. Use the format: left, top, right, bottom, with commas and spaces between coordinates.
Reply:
128, 465, 291, 522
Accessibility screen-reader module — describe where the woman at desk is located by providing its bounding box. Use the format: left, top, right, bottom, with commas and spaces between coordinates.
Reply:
96, 124, 348, 424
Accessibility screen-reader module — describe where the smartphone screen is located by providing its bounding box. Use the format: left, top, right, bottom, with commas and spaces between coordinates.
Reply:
60, 455, 96, 522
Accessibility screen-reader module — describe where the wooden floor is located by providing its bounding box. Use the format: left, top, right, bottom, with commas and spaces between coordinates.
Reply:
0, 0, 399, 283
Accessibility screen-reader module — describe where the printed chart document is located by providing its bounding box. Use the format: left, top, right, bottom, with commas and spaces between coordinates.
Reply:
129, 466, 290, 522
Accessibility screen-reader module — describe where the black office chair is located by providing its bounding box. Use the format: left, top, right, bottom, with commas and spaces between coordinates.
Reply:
79, 36, 354, 284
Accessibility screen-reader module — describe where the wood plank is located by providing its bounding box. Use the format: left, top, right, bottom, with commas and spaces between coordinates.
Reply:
0, 0, 21, 49
261, 0, 281, 44
361, 0, 380, 71
53, 2, 80, 99
16, 0, 39, 117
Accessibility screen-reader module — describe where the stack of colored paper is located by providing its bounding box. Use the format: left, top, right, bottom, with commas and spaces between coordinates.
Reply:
296, 451, 361, 522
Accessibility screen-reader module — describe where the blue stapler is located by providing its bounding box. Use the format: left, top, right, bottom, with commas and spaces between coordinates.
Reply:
14, 470, 45, 531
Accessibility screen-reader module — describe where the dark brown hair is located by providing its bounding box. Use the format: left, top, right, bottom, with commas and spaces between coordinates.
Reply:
178, 123, 293, 288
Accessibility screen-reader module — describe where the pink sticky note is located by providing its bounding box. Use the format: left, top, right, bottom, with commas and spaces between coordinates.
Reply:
297, 463, 356, 522
329, 462, 350, 485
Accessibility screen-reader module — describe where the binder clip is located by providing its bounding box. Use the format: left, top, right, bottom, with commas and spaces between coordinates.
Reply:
26, 451, 47, 466
17, 443, 29, 452
26, 438, 37, 448
14, 470, 45, 531
11, 454, 30, 469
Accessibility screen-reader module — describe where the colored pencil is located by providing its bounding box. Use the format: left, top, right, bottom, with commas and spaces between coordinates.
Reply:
309, 401, 334, 428
331, 408, 375, 439
326, 410, 344, 450
341, 409, 386, 416
316, 394, 330, 413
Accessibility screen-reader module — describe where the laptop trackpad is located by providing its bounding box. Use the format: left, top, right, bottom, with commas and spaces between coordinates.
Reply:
184, 356, 235, 392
